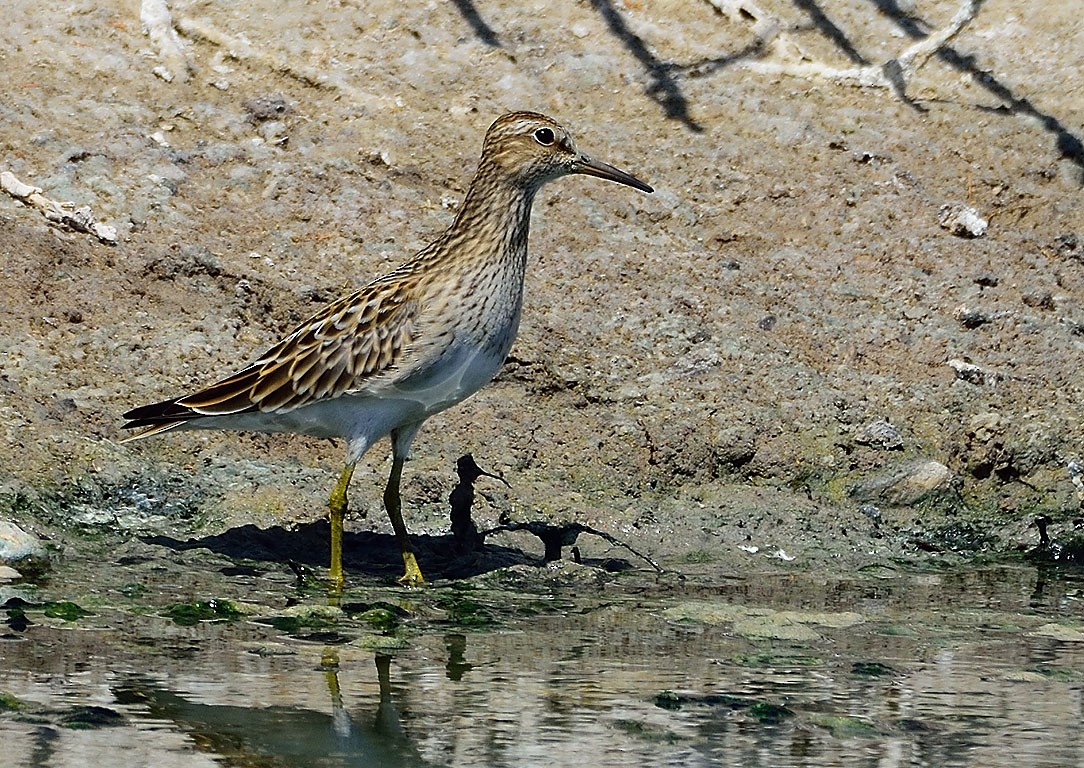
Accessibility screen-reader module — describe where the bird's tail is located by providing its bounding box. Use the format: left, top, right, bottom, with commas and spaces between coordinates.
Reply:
120, 397, 197, 442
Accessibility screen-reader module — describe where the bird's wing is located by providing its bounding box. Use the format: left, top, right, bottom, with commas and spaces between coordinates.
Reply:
123, 276, 421, 428
193, 278, 420, 414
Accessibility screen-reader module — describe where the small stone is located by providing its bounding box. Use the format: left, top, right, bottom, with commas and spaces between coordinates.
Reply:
570, 21, 592, 38
1054, 233, 1080, 260
713, 426, 757, 468
256, 120, 288, 146
939, 203, 988, 238
853, 149, 891, 165
855, 420, 904, 450
953, 304, 991, 328
947, 358, 1004, 385
1021, 291, 1054, 310
364, 149, 392, 166
244, 94, 291, 122
968, 412, 1002, 442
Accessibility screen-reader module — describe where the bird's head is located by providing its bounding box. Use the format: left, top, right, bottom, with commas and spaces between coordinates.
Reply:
481, 111, 653, 194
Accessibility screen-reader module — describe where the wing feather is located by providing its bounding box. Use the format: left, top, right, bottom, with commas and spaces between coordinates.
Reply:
248, 285, 418, 411
122, 276, 421, 432
178, 366, 262, 411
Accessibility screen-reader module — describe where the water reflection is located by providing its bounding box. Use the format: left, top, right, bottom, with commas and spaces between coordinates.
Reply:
1, 565, 1083, 767
113, 654, 428, 768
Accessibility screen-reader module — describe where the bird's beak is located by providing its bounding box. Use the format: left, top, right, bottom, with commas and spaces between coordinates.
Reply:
574, 155, 654, 193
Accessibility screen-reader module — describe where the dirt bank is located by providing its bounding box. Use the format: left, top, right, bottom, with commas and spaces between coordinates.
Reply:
2, 0, 1082, 579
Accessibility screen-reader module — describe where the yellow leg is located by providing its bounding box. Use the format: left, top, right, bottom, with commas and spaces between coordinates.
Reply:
321, 648, 351, 734
321, 647, 341, 694
383, 455, 425, 586
328, 462, 356, 593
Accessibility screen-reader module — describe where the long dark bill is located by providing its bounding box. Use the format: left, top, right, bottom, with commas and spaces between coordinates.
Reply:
575, 156, 654, 193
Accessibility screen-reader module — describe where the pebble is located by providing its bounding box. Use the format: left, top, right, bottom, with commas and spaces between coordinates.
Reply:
947, 358, 1004, 385
854, 420, 903, 450
939, 203, 988, 238
953, 304, 992, 328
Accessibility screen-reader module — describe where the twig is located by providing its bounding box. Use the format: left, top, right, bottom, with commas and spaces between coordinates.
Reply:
706, 0, 982, 92
140, 0, 191, 83
895, 0, 980, 74
480, 519, 667, 574
1, 171, 117, 245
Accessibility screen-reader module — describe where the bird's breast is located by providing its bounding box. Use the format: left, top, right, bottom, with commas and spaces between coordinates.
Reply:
425, 246, 527, 352
396, 239, 529, 411
390, 338, 509, 416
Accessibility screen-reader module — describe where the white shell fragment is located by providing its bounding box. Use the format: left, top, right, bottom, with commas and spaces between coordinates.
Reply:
939, 203, 988, 238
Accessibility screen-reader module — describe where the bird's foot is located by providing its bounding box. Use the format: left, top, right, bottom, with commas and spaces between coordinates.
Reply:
398, 552, 426, 587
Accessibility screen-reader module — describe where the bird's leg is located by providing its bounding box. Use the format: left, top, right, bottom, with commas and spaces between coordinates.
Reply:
328, 462, 356, 593
383, 454, 425, 586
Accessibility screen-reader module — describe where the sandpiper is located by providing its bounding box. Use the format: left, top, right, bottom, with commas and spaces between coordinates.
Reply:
122, 111, 653, 588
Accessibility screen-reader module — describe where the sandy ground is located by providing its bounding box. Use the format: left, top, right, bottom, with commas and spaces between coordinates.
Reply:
2, 0, 1083, 577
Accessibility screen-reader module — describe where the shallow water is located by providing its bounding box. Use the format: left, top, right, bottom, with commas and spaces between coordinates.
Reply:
2, 564, 1083, 767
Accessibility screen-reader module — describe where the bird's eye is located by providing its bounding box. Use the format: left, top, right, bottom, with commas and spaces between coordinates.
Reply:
533, 127, 555, 146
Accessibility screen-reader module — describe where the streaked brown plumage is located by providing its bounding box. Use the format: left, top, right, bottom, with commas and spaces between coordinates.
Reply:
122, 111, 652, 588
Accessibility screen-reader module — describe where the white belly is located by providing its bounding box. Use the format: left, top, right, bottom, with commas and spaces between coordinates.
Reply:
184, 339, 508, 450
388, 340, 508, 415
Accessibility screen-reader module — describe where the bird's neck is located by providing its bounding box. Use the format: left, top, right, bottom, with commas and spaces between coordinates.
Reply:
443, 162, 538, 269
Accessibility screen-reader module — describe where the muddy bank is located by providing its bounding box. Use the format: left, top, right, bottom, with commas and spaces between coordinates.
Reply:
2, 0, 1083, 580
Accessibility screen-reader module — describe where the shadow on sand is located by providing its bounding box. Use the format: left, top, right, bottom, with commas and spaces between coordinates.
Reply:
142, 520, 543, 583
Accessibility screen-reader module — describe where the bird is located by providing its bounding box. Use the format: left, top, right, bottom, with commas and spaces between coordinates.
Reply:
121, 111, 653, 589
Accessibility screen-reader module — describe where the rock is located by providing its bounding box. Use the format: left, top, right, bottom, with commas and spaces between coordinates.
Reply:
662, 601, 864, 642
854, 420, 903, 450
243, 94, 291, 122
1068, 460, 1084, 501
0, 519, 49, 576
859, 503, 882, 522
952, 304, 993, 328
476, 561, 611, 591
1021, 291, 1054, 310
968, 412, 1003, 442
1054, 233, 1081, 261
946, 358, 1005, 386
939, 203, 988, 237
851, 460, 955, 507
